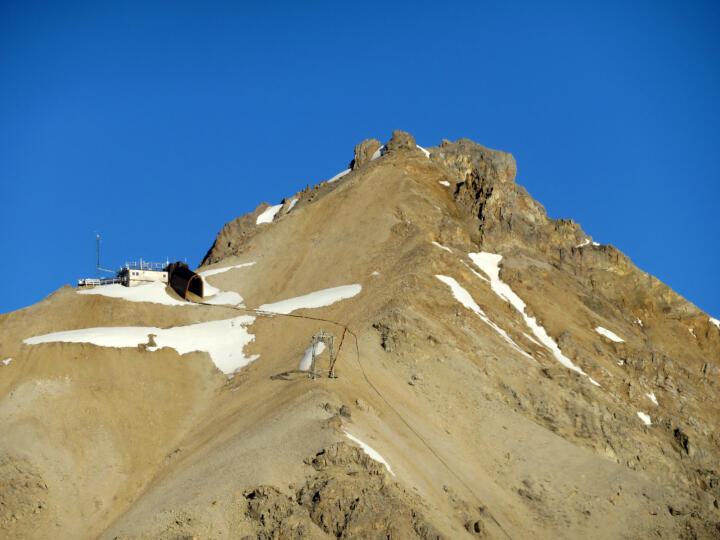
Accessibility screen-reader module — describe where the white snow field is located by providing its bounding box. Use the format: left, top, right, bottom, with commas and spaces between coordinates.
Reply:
689, 328, 697, 339
370, 145, 385, 160
78, 281, 191, 306
710, 317, 720, 330
1, 358, 11, 366
23, 315, 258, 376
198, 262, 256, 278
287, 198, 299, 212
256, 204, 283, 224
327, 169, 351, 183
416, 145, 430, 158
438, 180, 450, 187
595, 326, 625, 343
435, 275, 532, 359
298, 342, 325, 371
646, 392, 658, 405
343, 431, 394, 475
258, 284, 362, 315
637, 412, 652, 425
469, 252, 600, 386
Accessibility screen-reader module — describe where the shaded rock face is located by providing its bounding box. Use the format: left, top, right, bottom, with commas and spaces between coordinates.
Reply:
430, 138, 564, 251
429, 137, 703, 322
201, 203, 270, 265
351, 138, 382, 170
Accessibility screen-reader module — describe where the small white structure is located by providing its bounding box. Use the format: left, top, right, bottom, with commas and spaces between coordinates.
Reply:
118, 260, 168, 287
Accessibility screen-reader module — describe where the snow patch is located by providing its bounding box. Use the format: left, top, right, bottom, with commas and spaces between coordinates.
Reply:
258, 284, 362, 315
646, 392, 658, 405
256, 204, 283, 225
637, 411, 652, 425
435, 275, 532, 359
575, 238, 600, 248
689, 328, 697, 339
24, 316, 258, 376
469, 252, 600, 386
595, 326, 624, 343
327, 169, 351, 183
198, 262, 256, 278
431, 241, 452, 253
370, 146, 385, 161
203, 290, 245, 307
438, 180, 450, 187
710, 317, 720, 330
1, 358, 11, 366
344, 431, 394, 475
416, 145, 430, 158
371, 271, 380, 276
636, 317, 643, 327
299, 342, 325, 371
287, 198, 299, 212
78, 281, 191, 306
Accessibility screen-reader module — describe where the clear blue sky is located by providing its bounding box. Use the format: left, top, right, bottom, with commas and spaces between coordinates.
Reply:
1, 1, 718, 317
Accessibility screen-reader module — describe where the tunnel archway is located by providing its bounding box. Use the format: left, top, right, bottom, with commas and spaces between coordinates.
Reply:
167, 263, 204, 300
186, 274, 203, 298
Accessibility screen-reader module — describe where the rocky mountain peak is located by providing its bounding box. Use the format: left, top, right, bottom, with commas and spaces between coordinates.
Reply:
3, 131, 719, 539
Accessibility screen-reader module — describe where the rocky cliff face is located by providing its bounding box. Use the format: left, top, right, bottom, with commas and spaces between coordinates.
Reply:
1, 131, 718, 539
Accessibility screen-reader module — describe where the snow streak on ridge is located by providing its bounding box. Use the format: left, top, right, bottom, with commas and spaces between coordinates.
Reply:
435, 275, 532, 359
595, 326, 624, 343
198, 262, 256, 278
343, 431, 394, 475
256, 204, 283, 224
258, 284, 362, 315
469, 252, 600, 386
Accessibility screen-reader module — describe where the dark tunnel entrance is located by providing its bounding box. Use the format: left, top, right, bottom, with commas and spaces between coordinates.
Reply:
166, 262, 204, 300
186, 274, 203, 299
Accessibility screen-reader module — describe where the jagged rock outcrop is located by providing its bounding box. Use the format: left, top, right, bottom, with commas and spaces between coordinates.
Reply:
351, 138, 382, 170
385, 129, 423, 154
430, 138, 578, 251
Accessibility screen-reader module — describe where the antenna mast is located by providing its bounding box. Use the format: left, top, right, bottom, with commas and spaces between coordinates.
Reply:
95, 234, 115, 275
95, 234, 100, 278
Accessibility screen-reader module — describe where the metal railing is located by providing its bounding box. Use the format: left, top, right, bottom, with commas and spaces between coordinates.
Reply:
77, 277, 125, 287
123, 258, 169, 271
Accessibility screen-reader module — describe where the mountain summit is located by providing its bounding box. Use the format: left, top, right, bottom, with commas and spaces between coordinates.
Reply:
1, 131, 719, 539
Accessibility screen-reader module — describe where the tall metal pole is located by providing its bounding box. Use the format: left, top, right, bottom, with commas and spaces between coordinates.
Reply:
96, 234, 100, 278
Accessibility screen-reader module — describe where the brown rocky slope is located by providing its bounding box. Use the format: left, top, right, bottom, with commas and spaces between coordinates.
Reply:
1, 130, 718, 539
